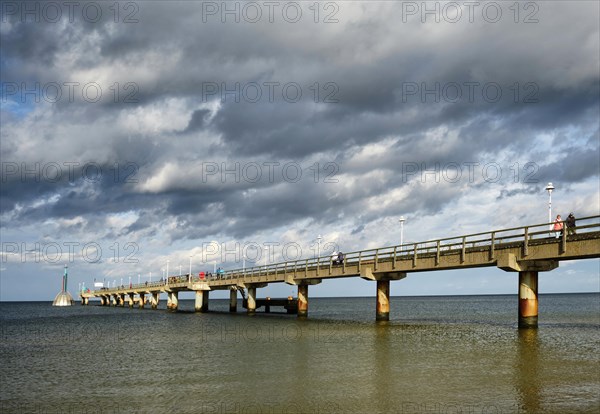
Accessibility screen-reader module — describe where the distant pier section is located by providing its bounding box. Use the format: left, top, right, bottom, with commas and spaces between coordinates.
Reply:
82, 216, 600, 328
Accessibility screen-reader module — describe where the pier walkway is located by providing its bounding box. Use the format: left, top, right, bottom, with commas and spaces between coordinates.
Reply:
82, 216, 600, 327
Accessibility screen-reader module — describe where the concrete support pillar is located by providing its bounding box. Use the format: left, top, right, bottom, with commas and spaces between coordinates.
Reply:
376, 280, 390, 321
119, 294, 125, 307
151, 292, 159, 309
247, 287, 256, 314
519, 271, 538, 328
128, 294, 134, 308
138, 293, 145, 309
298, 284, 309, 317
111, 296, 117, 306
229, 289, 237, 312
168, 291, 179, 310
195, 290, 209, 312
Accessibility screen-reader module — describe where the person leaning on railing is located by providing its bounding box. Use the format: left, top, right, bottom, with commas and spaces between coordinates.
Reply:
553, 214, 564, 238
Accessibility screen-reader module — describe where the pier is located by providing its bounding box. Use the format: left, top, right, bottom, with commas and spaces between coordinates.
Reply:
81, 216, 600, 328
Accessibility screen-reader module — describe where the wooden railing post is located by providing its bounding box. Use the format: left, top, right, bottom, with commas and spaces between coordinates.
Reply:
358, 251, 362, 272
489, 232, 495, 261
413, 244, 418, 267
461, 237, 466, 263
523, 227, 529, 257
374, 249, 379, 271
392, 246, 397, 269
435, 240, 440, 266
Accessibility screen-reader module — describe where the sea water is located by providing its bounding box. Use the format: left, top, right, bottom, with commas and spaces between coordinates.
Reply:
1, 294, 598, 413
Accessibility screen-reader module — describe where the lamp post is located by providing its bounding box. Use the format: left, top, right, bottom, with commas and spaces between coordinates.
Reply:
179, 264, 182, 276
316, 234, 322, 258
138, 274, 140, 284
120, 277, 123, 287
189, 255, 193, 282
263, 246, 269, 268
545, 182, 554, 230
166, 260, 170, 279
399, 215, 406, 246
242, 253, 246, 271
149, 272, 152, 283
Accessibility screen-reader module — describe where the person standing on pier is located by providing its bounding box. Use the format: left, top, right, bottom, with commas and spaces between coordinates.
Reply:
566, 213, 577, 235
553, 214, 564, 238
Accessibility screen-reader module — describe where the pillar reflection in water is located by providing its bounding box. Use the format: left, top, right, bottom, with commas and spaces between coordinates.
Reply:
515, 328, 541, 413
373, 322, 393, 413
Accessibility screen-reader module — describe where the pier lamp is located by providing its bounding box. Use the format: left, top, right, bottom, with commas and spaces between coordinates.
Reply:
264, 246, 269, 267
399, 216, 406, 246
120, 278, 123, 287
128, 276, 131, 286
179, 264, 182, 276
242, 253, 246, 271
316, 234, 322, 258
149, 272, 152, 283
189, 256, 193, 281
545, 182, 554, 230
166, 260, 170, 279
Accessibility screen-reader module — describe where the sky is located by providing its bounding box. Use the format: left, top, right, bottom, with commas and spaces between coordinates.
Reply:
1, 0, 599, 301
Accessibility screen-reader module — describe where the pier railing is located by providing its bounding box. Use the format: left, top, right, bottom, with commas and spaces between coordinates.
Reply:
221, 215, 600, 280
90, 215, 600, 294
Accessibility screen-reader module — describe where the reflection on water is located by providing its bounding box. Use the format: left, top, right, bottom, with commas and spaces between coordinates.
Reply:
516, 328, 541, 413
373, 322, 392, 414
1, 294, 598, 413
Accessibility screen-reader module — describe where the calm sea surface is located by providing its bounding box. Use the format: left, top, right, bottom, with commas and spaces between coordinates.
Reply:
1, 294, 599, 414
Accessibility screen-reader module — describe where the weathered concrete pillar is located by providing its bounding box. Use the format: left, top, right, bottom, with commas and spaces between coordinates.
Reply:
247, 287, 256, 314
138, 293, 145, 309
519, 271, 538, 328
111, 296, 117, 306
128, 293, 134, 308
119, 294, 125, 307
229, 289, 237, 312
298, 284, 309, 317
151, 292, 159, 309
195, 290, 209, 312
376, 280, 390, 321
168, 291, 179, 310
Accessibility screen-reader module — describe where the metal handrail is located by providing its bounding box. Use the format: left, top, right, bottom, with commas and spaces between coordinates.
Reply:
88, 215, 599, 295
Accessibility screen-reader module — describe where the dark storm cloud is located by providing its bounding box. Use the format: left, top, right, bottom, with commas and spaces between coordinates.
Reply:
1, 0, 598, 246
